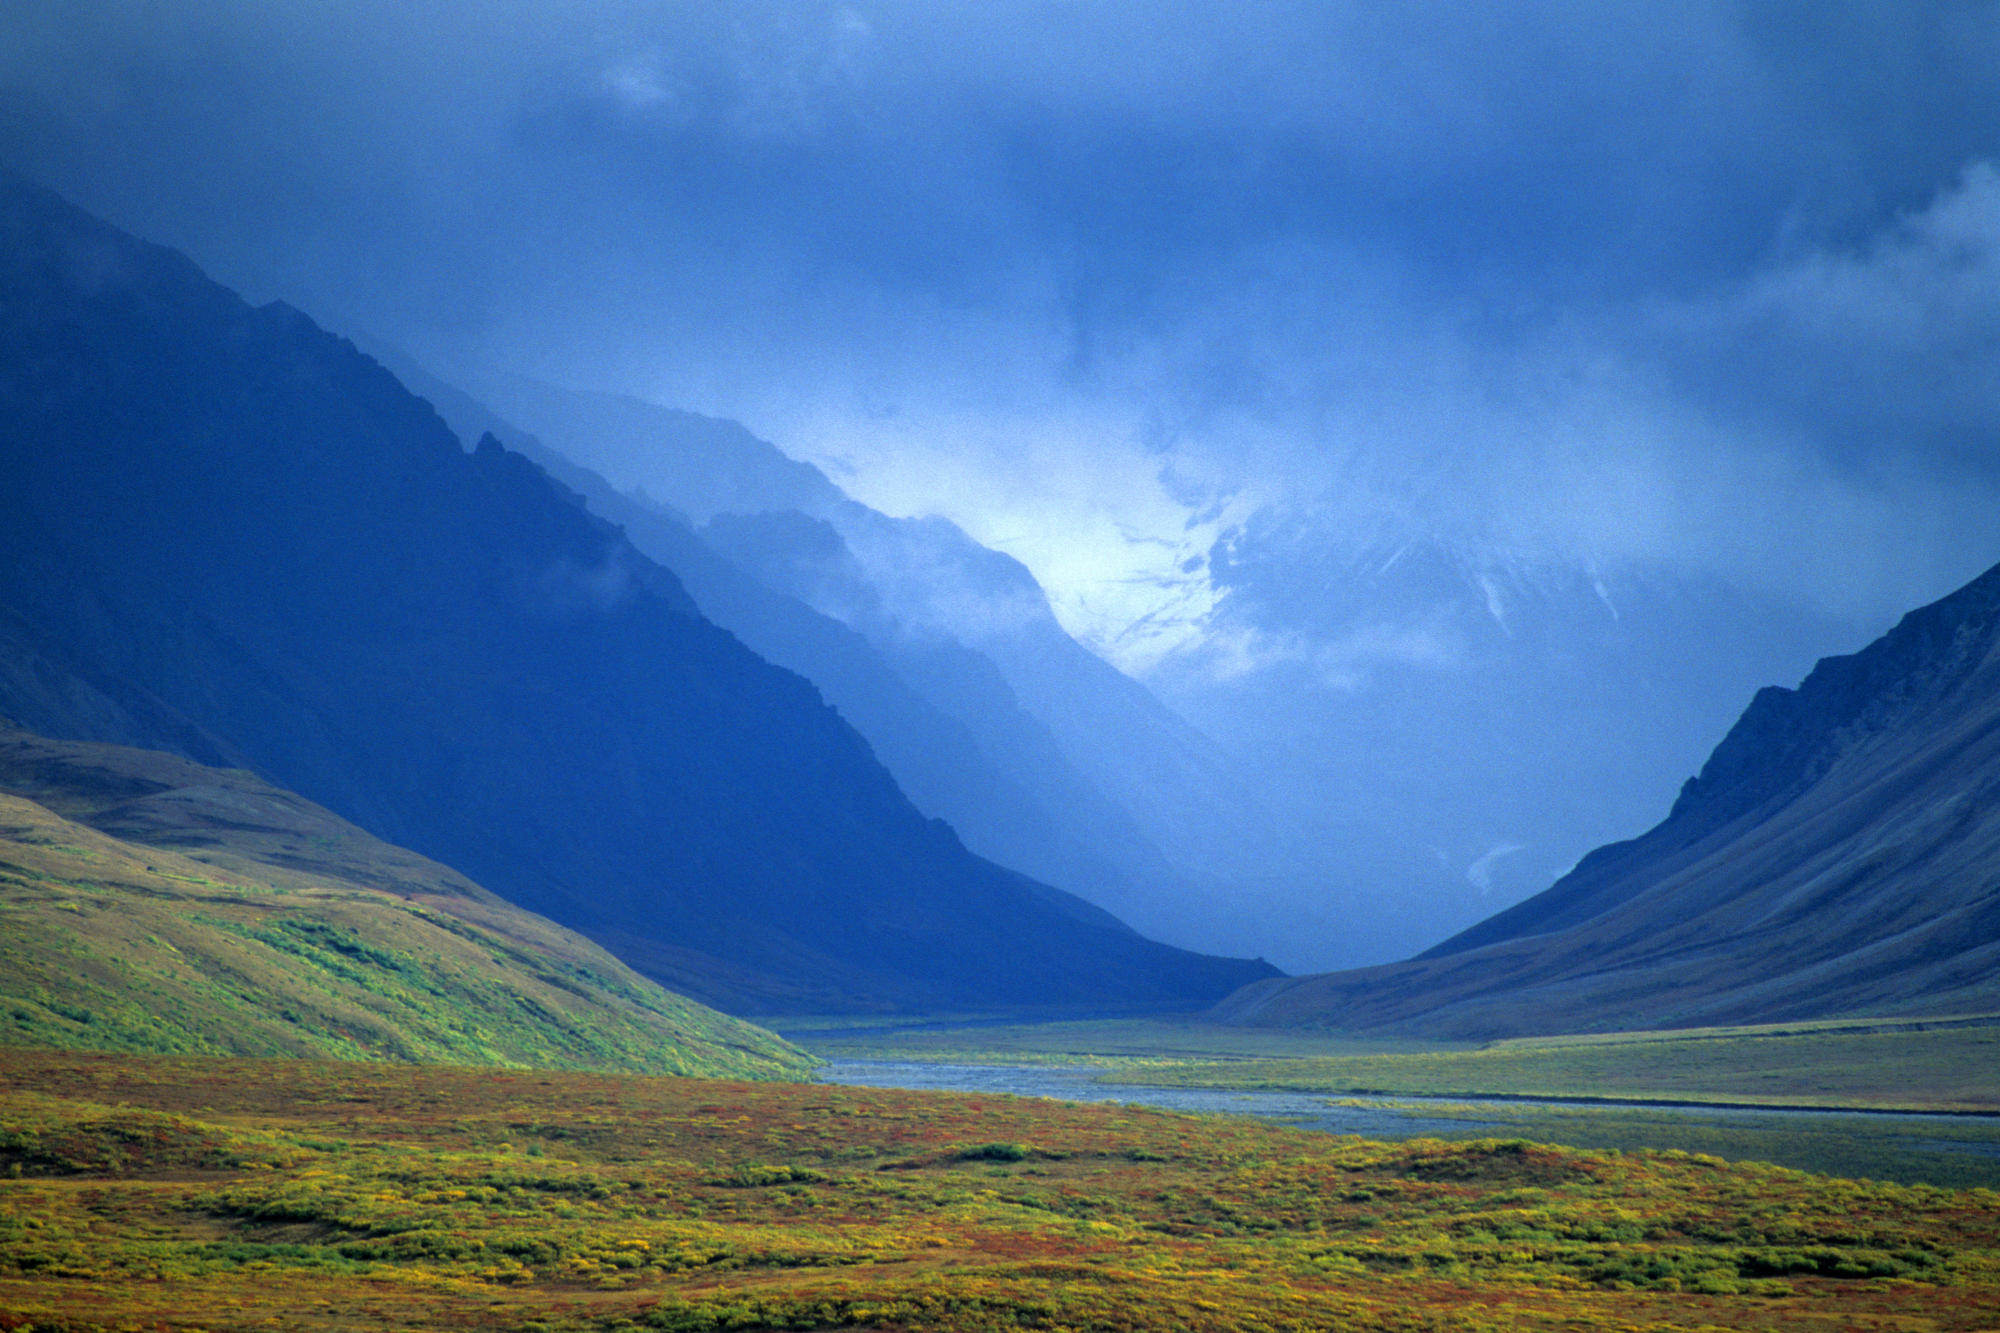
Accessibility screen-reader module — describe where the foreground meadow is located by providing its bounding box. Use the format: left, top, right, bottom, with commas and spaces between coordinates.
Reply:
4, 1050, 2000, 1331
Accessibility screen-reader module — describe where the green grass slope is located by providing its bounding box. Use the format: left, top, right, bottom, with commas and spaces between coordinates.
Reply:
0, 723, 812, 1079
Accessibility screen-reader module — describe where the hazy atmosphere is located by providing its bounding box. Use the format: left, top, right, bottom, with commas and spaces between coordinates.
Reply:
8, 0, 1999, 971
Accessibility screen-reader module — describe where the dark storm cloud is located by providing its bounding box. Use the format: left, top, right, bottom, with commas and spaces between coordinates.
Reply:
4, 0, 1997, 632
12, 4, 1992, 316
1644, 162, 2000, 477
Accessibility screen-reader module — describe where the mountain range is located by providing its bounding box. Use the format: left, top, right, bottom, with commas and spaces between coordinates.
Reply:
397, 353, 1853, 979
0, 171, 1274, 1017
417, 367, 1319, 961
14, 164, 1989, 1047
1213, 558, 2000, 1037
359, 354, 1194, 941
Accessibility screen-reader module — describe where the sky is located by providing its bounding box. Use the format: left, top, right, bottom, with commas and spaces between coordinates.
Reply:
5, 0, 2000, 964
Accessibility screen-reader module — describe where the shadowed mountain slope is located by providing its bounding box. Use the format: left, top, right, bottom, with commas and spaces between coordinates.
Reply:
366, 351, 1177, 931
0, 173, 1275, 1016
461, 373, 1313, 957
1213, 559, 2000, 1037
0, 723, 812, 1076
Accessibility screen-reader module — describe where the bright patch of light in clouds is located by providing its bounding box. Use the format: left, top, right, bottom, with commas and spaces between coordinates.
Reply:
767, 398, 1254, 671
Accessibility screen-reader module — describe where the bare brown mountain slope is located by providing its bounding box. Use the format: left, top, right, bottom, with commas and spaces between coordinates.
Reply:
1213, 559, 2000, 1038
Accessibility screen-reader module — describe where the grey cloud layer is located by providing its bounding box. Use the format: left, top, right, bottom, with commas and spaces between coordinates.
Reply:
13, 5, 1993, 309
7, 0, 1995, 630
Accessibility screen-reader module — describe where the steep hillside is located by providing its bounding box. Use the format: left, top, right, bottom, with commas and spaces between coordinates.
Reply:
463, 372, 1310, 956
370, 350, 1178, 928
0, 723, 811, 1076
0, 172, 1275, 1015
1214, 559, 2000, 1037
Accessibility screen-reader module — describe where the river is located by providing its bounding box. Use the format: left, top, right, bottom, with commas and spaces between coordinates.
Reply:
822, 1059, 1567, 1138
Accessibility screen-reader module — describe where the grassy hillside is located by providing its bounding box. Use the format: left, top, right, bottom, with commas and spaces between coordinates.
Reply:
4, 1048, 2000, 1331
0, 724, 811, 1079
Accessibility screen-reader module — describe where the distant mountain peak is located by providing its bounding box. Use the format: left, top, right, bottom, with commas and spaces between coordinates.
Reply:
1668, 559, 2000, 840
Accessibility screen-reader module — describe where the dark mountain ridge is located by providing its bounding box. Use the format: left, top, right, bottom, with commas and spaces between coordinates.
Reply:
1212, 559, 2000, 1037
365, 349, 1180, 929
0, 171, 1275, 1015
461, 372, 1328, 958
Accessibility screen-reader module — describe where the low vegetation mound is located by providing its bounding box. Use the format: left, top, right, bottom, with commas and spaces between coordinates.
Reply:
0, 724, 811, 1079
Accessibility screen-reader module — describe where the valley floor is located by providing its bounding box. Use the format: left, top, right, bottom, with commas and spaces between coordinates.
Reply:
5, 1047, 2000, 1331
778, 1012, 2000, 1112
788, 1012, 2000, 1188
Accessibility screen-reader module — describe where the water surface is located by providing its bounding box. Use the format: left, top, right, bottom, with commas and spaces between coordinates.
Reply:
818, 1059, 1509, 1138
818, 1059, 2000, 1163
